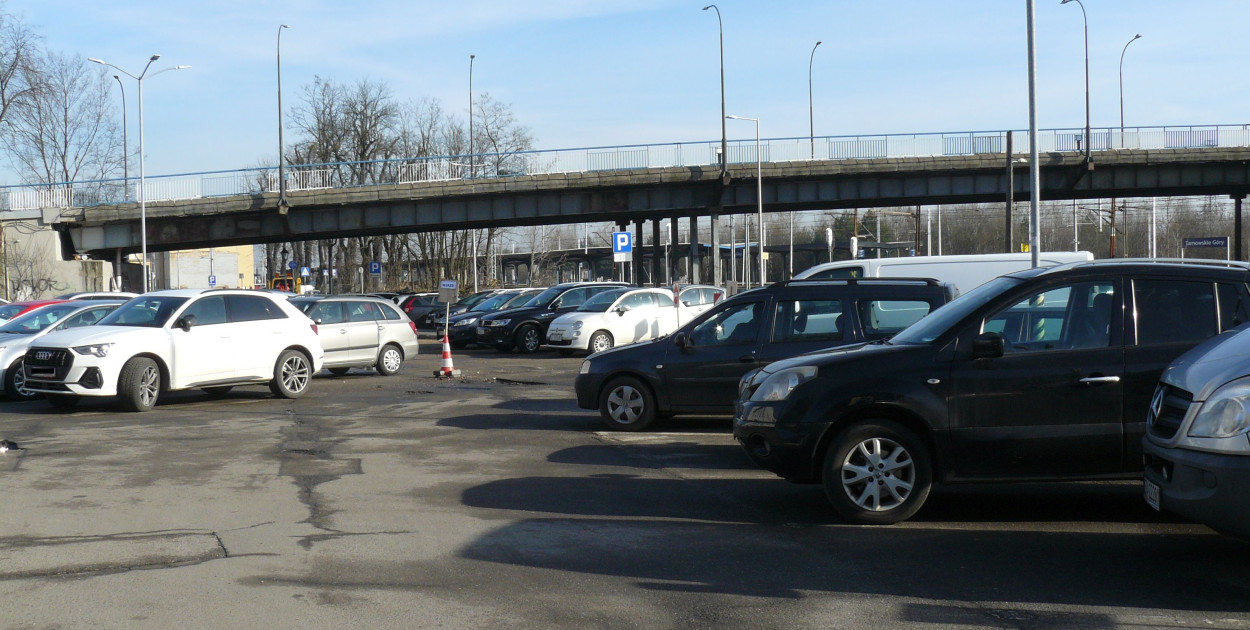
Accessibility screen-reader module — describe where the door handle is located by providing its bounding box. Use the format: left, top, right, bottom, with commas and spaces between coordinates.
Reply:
738, 353, 757, 363
1079, 375, 1120, 385
339, 329, 348, 334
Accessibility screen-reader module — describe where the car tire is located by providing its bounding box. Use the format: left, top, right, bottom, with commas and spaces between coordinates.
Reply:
4, 358, 38, 401
203, 386, 233, 398
46, 394, 80, 410
599, 376, 657, 431
118, 356, 161, 412
376, 344, 404, 376
589, 330, 614, 354
327, 367, 351, 376
270, 349, 312, 399
514, 324, 542, 354
822, 420, 933, 525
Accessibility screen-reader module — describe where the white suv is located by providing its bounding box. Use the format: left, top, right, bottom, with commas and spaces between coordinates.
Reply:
23, 289, 325, 411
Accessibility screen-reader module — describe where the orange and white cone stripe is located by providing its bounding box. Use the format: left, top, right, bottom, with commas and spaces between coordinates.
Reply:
439, 335, 456, 376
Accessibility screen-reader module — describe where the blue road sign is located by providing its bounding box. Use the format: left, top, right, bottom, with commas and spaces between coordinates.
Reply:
208, 274, 217, 287
368, 261, 382, 276
288, 261, 297, 270
612, 231, 633, 253
300, 266, 310, 277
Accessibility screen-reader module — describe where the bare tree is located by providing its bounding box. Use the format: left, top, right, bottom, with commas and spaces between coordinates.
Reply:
0, 6, 39, 131
472, 92, 532, 176
4, 50, 120, 189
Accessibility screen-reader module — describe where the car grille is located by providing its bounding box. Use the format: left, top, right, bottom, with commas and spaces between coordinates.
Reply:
24, 347, 74, 382
1147, 383, 1193, 440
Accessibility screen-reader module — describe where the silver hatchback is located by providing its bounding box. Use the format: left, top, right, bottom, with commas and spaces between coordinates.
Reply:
291, 296, 420, 376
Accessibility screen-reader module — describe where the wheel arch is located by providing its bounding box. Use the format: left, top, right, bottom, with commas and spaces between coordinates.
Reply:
810, 403, 943, 484
121, 353, 171, 392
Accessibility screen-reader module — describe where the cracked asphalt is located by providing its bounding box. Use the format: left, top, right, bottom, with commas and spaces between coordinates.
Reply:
1, 339, 1249, 629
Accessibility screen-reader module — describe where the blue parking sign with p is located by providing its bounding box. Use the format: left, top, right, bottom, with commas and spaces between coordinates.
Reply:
613, 232, 632, 253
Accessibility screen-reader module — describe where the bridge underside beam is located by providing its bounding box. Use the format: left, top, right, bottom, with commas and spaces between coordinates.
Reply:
60, 150, 1250, 259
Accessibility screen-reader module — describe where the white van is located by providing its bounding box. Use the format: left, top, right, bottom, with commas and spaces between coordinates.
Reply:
794, 252, 1094, 294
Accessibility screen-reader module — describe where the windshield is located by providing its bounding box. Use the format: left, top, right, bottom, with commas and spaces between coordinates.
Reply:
97, 296, 189, 328
0, 303, 81, 334
471, 293, 513, 312
289, 299, 318, 314
0, 303, 31, 320
458, 292, 495, 308
527, 286, 564, 308
889, 276, 1022, 345
504, 291, 542, 308
578, 289, 629, 312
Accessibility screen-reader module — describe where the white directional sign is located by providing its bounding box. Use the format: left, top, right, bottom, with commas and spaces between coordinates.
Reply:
612, 231, 633, 262
438, 279, 458, 303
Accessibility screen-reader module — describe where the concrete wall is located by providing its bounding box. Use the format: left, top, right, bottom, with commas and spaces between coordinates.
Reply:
3, 224, 114, 300
160, 245, 255, 289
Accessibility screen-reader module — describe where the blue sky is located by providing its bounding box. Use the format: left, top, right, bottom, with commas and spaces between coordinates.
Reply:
9, 0, 1248, 182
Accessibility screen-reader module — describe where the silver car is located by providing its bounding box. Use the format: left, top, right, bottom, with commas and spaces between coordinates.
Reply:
291, 296, 419, 376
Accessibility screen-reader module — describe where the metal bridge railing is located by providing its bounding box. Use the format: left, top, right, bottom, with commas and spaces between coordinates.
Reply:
3, 124, 1248, 213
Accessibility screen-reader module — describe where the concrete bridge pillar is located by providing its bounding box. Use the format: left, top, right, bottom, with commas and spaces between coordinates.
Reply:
710, 214, 720, 286
651, 220, 662, 287
689, 215, 700, 284
1236, 195, 1245, 262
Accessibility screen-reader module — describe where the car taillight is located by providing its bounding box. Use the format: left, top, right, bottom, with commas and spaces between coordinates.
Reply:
404, 302, 413, 312
310, 323, 318, 335
409, 321, 418, 335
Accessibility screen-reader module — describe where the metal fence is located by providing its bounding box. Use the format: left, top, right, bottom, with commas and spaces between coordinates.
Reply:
3, 124, 1248, 213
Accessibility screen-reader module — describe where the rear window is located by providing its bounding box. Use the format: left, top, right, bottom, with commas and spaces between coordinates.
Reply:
228, 295, 286, 322
858, 300, 934, 340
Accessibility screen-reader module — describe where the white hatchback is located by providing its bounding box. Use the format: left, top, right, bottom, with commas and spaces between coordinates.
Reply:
23, 289, 325, 411
546, 287, 701, 354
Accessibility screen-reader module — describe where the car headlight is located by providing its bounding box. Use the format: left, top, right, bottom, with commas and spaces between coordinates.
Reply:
749, 366, 818, 402
487, 319, 510, 327
454, 317, 478, 327
739, 368, 762, 398
572, 321, 584, 330
72, 343, 114, 358
1189, 378, 1250, 438
579, 360, 592, 375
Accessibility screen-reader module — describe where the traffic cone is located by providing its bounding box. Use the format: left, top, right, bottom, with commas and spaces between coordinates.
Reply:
434, 334, 461, 378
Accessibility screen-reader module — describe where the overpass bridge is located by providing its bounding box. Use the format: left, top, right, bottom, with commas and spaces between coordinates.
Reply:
6, 124, 1250, 277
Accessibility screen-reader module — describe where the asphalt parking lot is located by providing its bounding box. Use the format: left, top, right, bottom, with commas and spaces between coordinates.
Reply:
1, 339, 1248, 629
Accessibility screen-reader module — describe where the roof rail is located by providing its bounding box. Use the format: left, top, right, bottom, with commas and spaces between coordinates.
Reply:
1073, 257, 1250, 270
764, 277, 949, 288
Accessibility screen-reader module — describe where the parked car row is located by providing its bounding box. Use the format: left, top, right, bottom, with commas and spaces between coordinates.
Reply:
5, 289, 420, 410
725, 259, 1250, 529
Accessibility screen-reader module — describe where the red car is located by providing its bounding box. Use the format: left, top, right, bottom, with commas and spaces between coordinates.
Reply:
0, 300, 68, 323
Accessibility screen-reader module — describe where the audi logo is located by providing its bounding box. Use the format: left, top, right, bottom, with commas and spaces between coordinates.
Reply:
34, 351, 52, 361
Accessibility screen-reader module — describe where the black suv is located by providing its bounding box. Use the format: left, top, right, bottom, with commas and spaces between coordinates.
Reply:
734, 260, 1250, 525
476, 282, 628, 353
575, 278, 957, 431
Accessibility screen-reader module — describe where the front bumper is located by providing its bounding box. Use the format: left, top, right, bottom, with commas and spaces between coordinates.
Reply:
574, 372, 607, 410
1142, 438, 1250, 538
475, 325, 515, 347
546, 326, 588, 350
733, 398, 827, 483
23, 348, 117, 397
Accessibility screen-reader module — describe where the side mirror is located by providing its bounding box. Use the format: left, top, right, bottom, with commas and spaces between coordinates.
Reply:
313, 317, 323, 325
617, 305, 631, 316
674, 332, 692, 349
175, 314, 197, 332
970, 331, 1005, 359
682, 300, 693, 307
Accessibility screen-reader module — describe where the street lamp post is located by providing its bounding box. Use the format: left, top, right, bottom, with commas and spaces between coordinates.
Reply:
111, 75, 128, 198
1119, 33, 1141, 137
727, 115, 765, 285
1060, 0, 1092, 168
88, 55, 190, 293
469, 53, 475, 178
277, 24, 290, 213
808, 40, 822, 160
702, 5, 727, 181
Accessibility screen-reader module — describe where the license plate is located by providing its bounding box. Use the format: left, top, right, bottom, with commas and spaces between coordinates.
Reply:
549, 332, 565, 341
1143, 479, 1161, 511
476, 327, 489, 336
